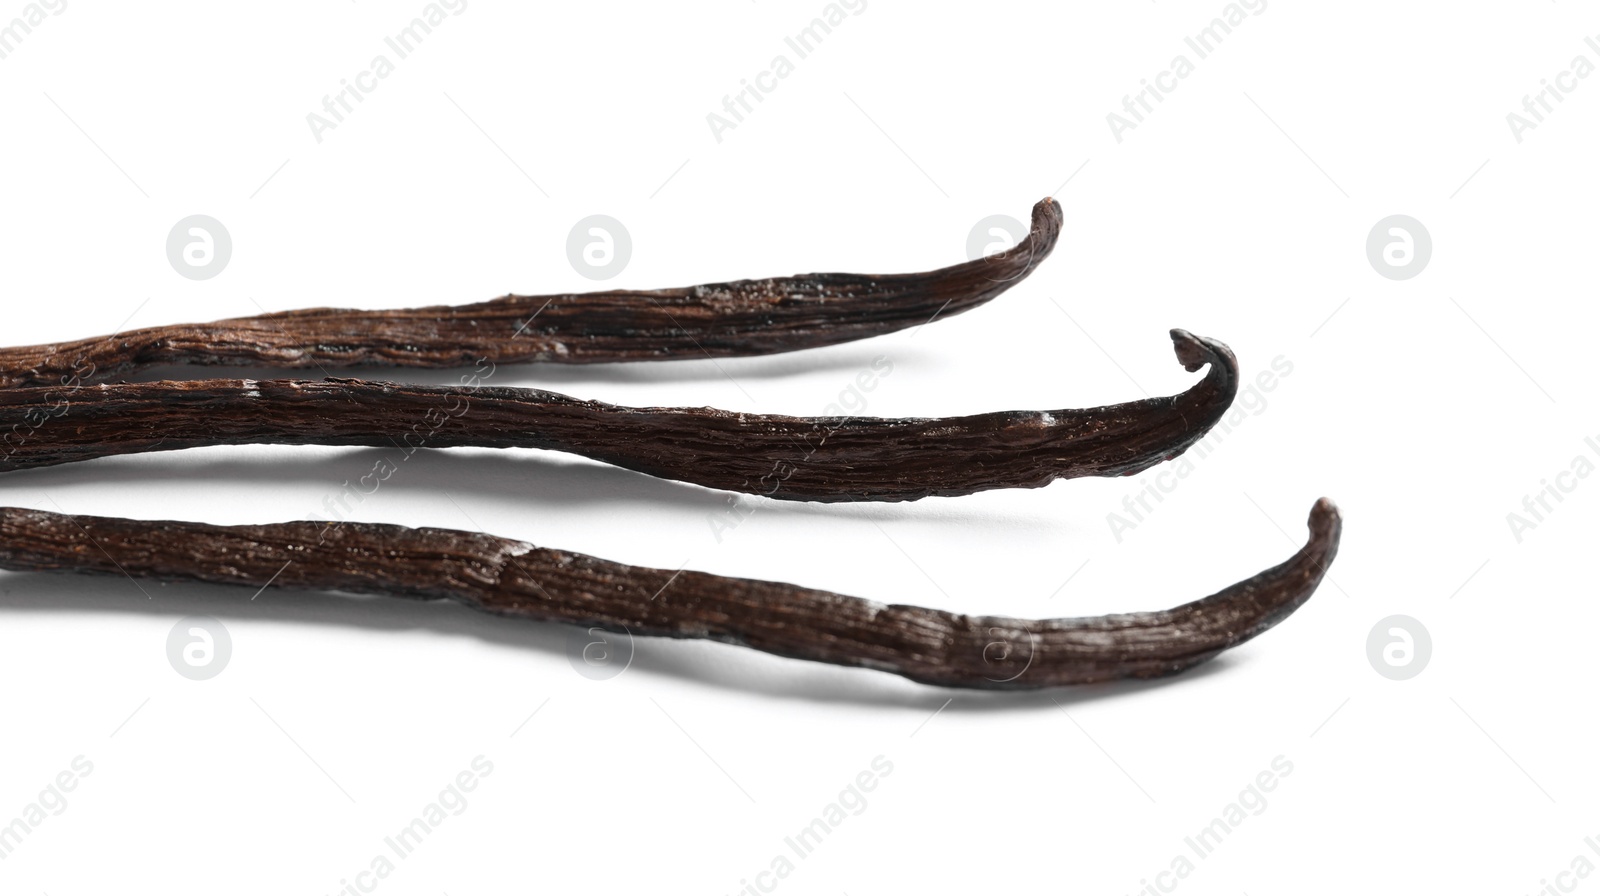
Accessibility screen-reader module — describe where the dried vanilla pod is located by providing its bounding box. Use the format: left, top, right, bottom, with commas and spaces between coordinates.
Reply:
0, 330, 1237, 502
0, 499, 1340, 690
0, 199, 1063, 389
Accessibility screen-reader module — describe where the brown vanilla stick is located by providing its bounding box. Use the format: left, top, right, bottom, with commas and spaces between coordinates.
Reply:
0, 199, 1062, 389
0, 499, 1340, 690
0, 330, 1236, 502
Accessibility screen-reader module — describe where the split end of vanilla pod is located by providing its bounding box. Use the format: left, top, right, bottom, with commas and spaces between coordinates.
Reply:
0, 197, 1065, 388
0, 498, 1340, 690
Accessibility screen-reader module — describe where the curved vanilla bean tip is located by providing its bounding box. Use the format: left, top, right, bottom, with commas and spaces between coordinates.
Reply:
0, 199, 1063, 389
0, 499, 1340, 690
0, 330, 1236, 502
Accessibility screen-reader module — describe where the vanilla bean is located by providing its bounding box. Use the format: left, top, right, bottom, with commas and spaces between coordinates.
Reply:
0, 330, 1236, 502
0, 499, 1339, 690
0, 199, 1062, 389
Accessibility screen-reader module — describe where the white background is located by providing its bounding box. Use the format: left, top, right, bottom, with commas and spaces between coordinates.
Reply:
2, 1, 1597, 893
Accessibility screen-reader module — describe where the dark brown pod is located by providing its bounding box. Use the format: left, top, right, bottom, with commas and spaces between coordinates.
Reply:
0, 499, 1340, 690
0, 199, 1063, 389
0, 330, 1237, 502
